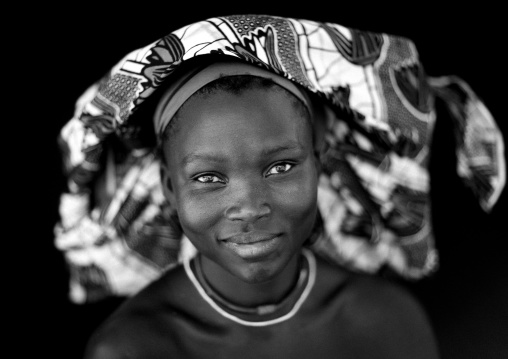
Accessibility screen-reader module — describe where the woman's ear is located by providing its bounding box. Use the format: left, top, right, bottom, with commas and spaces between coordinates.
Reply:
160, 164, 176, 205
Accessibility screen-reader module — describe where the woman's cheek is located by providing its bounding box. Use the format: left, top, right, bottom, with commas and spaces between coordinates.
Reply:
274, 169, 318, 220
287, 186, 317, 223
176, 190, 222, 240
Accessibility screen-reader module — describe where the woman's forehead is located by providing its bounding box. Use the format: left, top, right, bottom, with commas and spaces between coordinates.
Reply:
162, 86, 314, 165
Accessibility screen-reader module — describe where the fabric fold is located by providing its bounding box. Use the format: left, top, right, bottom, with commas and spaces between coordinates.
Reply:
55, 14, 505, 303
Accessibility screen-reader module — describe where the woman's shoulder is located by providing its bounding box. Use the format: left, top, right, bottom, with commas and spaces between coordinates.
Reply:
313, 252, 440, 358
83, 263, 192, 359
83, 313, 152, 359
313, 251, 425, 309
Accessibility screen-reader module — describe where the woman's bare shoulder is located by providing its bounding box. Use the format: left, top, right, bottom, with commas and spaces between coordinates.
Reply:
314, 254, 440, 358
315, 252, 428, 311
83, 264, 190, 359
83, 318, 142, 359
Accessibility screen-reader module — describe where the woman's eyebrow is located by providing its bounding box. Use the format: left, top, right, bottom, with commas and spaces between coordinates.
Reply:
261, 141, 304, 157
180, 153, 227, 166
181, 142, 305, 166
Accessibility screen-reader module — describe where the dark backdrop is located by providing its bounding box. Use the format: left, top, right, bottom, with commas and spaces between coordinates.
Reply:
13, 3, 506, 358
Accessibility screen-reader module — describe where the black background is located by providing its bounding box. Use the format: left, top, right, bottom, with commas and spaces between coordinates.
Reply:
12, 3, 507, 358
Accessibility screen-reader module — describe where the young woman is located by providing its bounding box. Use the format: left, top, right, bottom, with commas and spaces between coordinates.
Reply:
54, 14, 504, 358
84, 60, 440, 358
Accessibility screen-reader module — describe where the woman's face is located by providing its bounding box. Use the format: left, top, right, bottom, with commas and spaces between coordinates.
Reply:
161, 85, 318, 284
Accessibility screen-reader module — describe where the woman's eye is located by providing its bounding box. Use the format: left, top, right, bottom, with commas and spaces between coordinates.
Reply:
195, 174, 224, 184
267, 163, 293, 176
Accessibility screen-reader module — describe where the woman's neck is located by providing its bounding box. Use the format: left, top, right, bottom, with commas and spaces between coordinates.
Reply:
198, 253, 302, 308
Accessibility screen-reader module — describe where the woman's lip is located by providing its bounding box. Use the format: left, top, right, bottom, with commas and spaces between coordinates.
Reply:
220, 232, 280, 244
220, 234, 282, 259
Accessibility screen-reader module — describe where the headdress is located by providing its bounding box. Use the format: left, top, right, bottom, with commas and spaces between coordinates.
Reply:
55, 15, 505, 303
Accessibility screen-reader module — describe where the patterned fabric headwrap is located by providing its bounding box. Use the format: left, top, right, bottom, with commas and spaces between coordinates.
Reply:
55, 14, 505, 303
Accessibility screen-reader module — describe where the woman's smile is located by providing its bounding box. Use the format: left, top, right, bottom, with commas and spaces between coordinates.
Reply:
220, 232, 284, 260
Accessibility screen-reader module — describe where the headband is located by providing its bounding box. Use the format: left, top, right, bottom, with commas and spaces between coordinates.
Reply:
153, 61, 311, 138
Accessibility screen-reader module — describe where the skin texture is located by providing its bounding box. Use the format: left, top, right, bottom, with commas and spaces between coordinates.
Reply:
160, 85, 319, 307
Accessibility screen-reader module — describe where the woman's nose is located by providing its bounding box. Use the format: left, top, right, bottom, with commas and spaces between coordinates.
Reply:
224, 179, 271, 222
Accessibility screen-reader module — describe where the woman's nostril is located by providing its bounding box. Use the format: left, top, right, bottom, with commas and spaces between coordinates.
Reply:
225, 205, 271, 221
